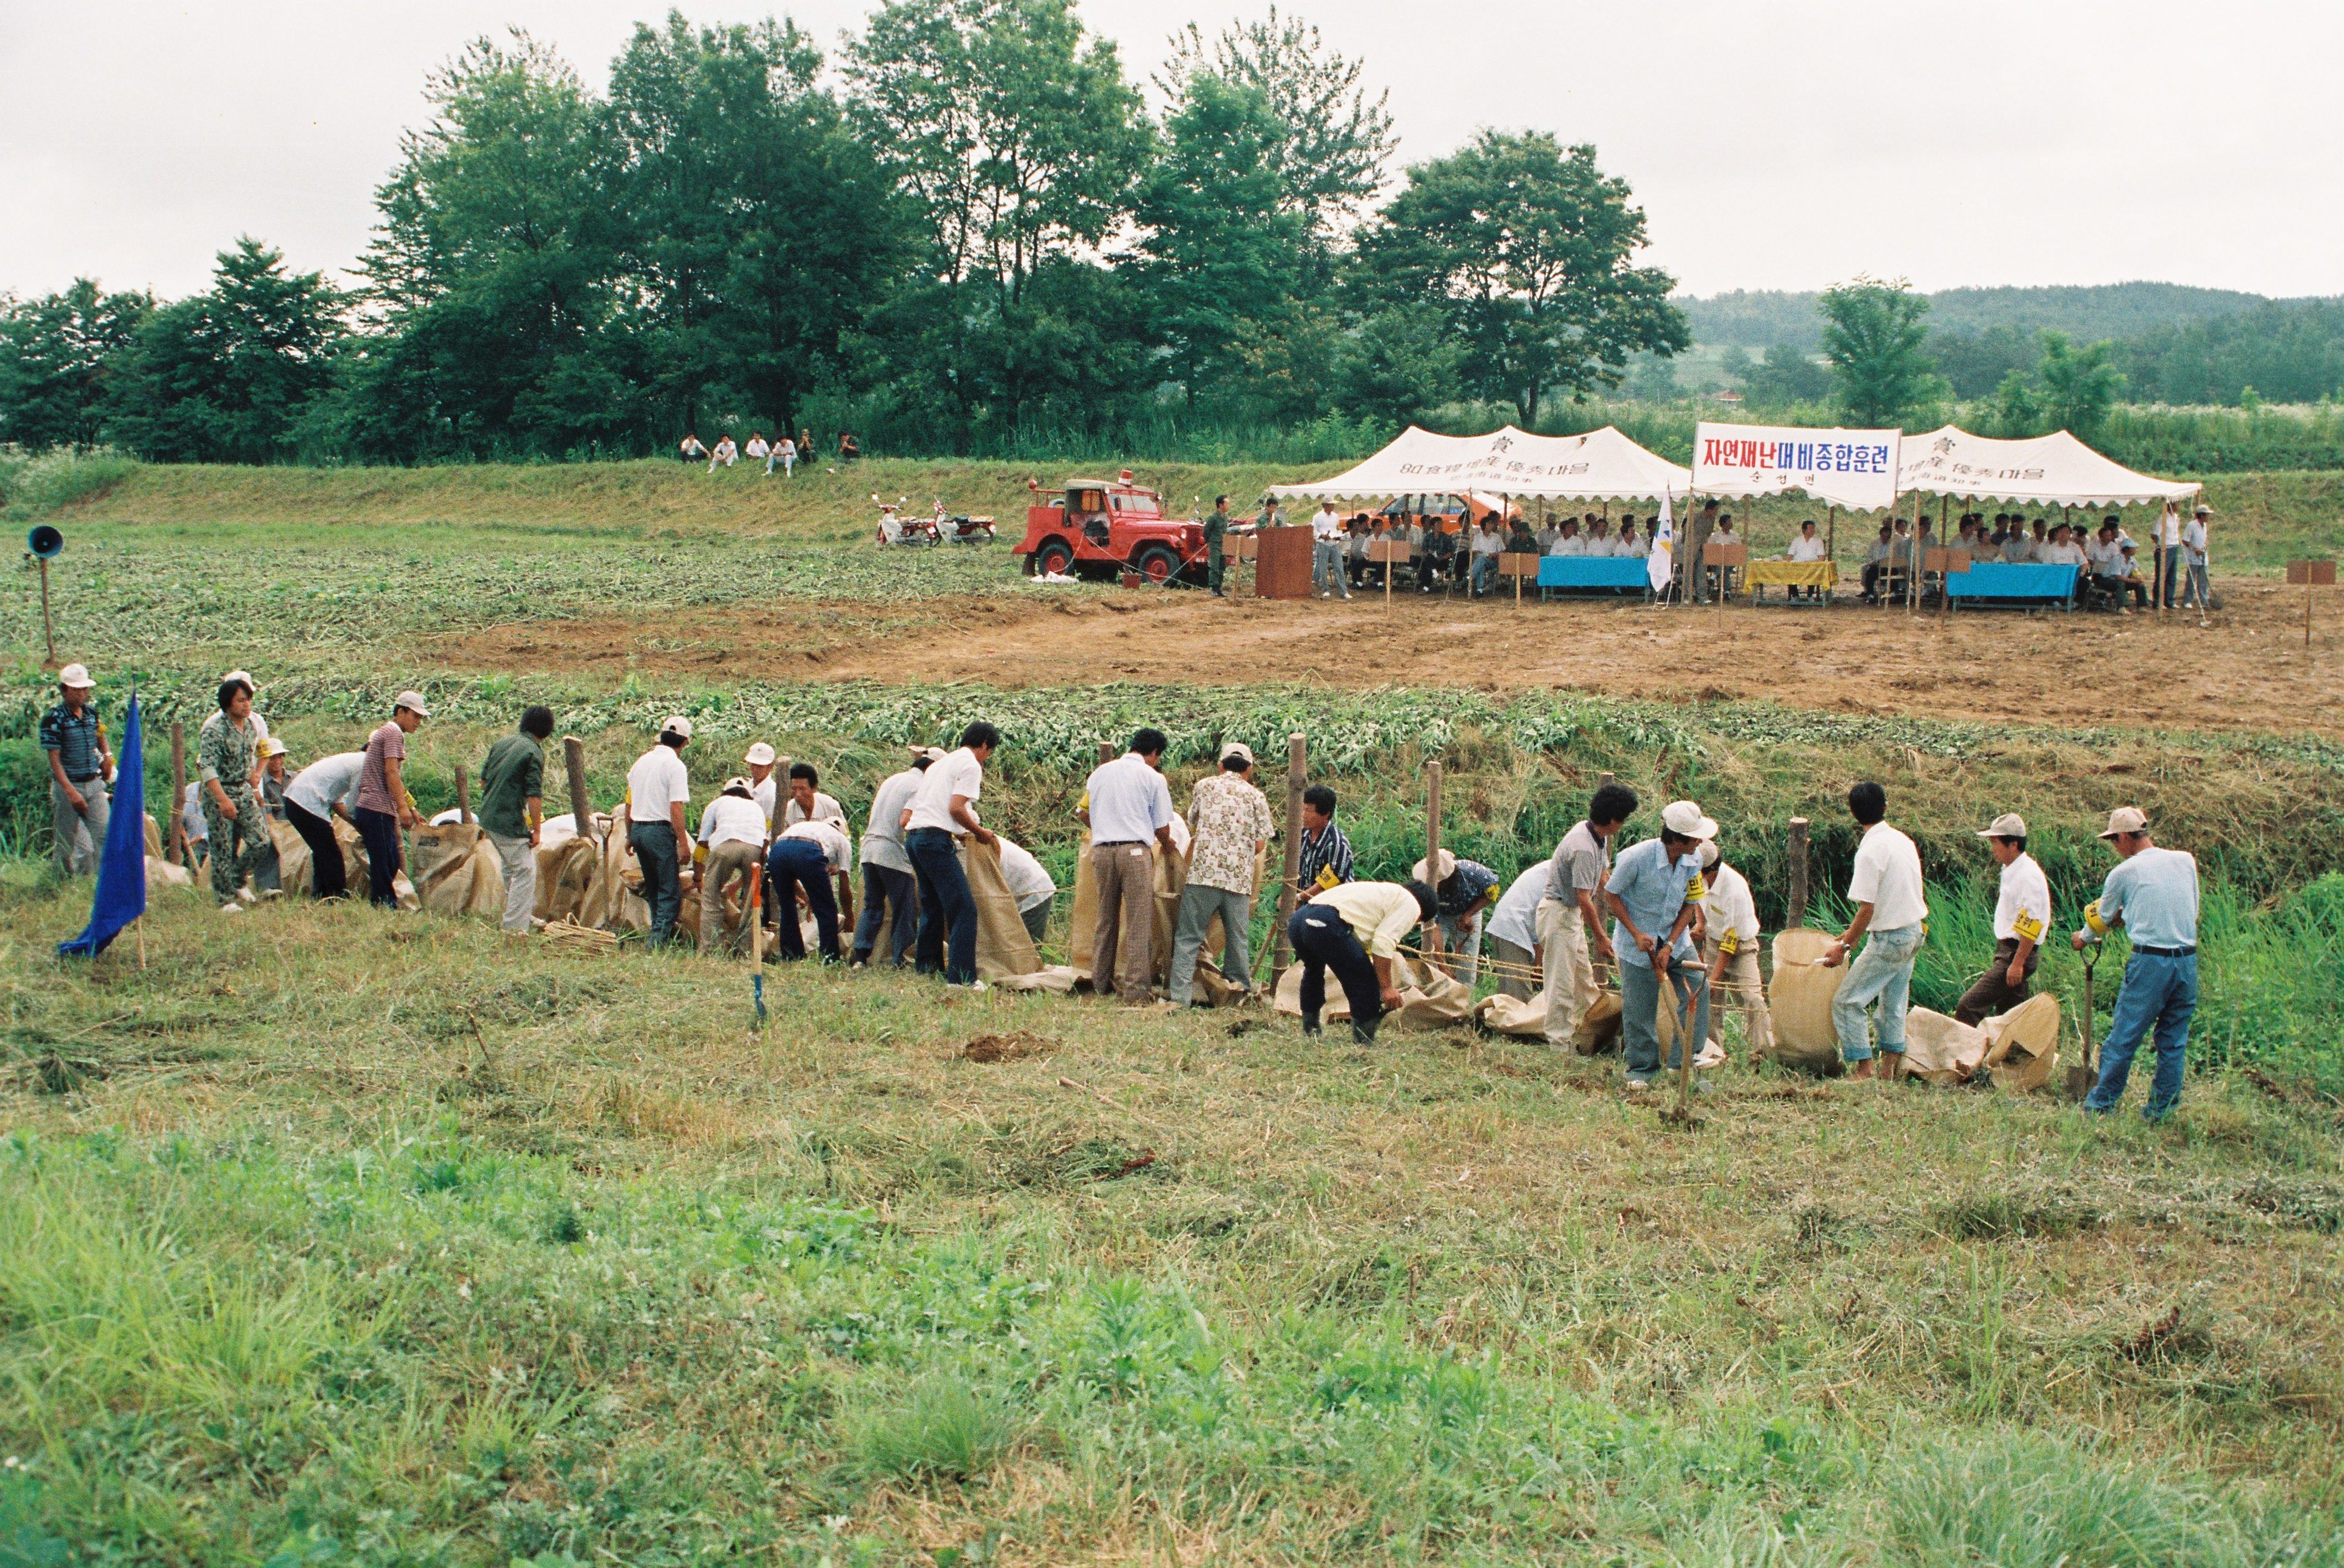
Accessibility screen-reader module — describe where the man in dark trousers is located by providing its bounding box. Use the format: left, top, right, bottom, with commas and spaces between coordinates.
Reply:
1288, 879, 1437, 1045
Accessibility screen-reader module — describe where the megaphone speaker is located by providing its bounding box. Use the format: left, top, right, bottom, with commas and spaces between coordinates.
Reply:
26, 525, 63, 559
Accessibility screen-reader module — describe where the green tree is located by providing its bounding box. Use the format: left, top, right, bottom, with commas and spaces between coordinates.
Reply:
1354, 131, 1685, 425
1743, 344, 1830, 405
1333, 304, 1466, 428
1155, 8, 1394, 250
1987, 368, 2041, 437
104, 238, 345, 463
2033, 330, 2125, 437
1818, 274, 1936, 427
0, 280, 152, 449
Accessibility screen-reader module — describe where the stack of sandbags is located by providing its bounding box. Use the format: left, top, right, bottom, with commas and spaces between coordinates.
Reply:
1980, 992, 2060, 1092
407, 822, 507, 920
1762, 929, 1844, 1075
534, 827, 604, 926
142, 814, 193, 889
1273, 951, 1473, 1033
968, 840, 1077, 992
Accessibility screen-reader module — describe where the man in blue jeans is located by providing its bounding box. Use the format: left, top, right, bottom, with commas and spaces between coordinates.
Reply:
1824, 780, 1929, 1079
625, 716, 693, 950
1603, 800, 1716, 1092
2075, 806, 2200, 1120
767, 816, 853, 962
903, 722, 1002, 989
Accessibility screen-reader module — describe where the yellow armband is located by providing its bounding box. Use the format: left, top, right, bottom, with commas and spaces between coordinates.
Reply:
1314, 866, 1341, 892
2010, 910, 2043, 943
1684, 873, 1708, 902
2083, 899, 2110, 937
1717, 928, 1739, 956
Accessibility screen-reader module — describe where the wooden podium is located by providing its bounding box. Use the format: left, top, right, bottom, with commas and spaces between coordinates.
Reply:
1253, 526, 1315, 600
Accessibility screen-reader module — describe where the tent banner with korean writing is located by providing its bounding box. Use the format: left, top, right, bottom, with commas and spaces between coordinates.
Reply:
1691, 422, 1902, 512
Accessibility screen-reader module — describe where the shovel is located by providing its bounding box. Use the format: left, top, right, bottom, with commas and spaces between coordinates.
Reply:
2065, 949, 2097, 1100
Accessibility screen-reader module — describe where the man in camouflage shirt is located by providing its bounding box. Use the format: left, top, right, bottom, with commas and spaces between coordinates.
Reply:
197, 675, 273, 910
1168, 742, 1277, 1007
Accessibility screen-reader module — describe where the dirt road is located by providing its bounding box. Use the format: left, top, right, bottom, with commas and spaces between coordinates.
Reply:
441, 576, 2340, 739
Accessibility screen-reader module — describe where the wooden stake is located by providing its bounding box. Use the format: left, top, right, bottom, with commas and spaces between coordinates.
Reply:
37, 557, 57, 670
1097, 740, 1114, 765
1786, 816, 1810, 929
170, 721, 188, 870
455, 764, 471, 826
1423, 760, 1444, 965
561, 735, 594, 844
1270, 733, 1307, 980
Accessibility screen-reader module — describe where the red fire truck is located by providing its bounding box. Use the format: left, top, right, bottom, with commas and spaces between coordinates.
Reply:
1014, 471, 1211, 585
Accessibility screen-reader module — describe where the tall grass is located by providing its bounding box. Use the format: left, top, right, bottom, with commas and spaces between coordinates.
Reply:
0, 446, 140, 520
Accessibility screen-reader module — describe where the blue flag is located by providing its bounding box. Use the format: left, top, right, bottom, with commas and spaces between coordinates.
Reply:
59, 692, 148, 958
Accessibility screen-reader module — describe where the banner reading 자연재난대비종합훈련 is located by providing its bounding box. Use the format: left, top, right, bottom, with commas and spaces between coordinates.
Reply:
1692, 422, 1902, 512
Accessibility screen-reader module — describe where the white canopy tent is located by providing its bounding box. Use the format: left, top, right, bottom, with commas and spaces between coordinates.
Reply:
1272, 424, 1691, 502
1897, 426, 2200, 508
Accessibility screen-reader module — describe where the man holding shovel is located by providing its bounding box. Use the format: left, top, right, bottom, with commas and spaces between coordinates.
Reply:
2075, 807, 2200, 1121
1603, 800, 1716, 1093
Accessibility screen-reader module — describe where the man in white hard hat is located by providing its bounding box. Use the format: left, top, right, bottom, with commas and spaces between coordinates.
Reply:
1956, 812, 2050, 1024
696, 777, 767, 956
626, 716, 693, 950
1822, 780, 1927, 1079
40, 664, 113, 877
744, 742, 780, 828
1603, 799, 1715, 1090
2075, 807, 2201, 1121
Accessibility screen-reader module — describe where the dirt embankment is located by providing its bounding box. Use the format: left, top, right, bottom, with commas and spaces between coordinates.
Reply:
437, 575, 2341, 739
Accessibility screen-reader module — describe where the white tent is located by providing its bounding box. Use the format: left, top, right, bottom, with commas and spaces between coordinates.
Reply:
1897, 426, 2199, 508
1273, 424, 1691, 502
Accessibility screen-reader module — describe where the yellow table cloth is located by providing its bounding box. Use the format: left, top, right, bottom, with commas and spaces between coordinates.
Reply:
1746, 561, 1839, 588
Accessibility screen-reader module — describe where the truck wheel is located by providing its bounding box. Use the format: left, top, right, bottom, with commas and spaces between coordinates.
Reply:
1035, 538, 1075, 577
1133, 545, 1179, 585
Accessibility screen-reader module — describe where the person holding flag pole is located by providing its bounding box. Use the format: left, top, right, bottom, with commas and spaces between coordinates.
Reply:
59, 691, 147, 965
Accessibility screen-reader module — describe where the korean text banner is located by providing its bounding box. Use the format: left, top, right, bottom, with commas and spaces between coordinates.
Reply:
1691, 423, 1902, 512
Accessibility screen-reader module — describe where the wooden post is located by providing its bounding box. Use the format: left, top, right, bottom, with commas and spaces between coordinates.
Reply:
1786, 816, 1810, 930
37, 557, 57, 670
562, 735, 594, 843
748, 861, 764, 970
1097, 740, 1114, 765
1422, 760, 1444, 963
169, 720, 188, 870
454, 764, 471, 826
1270, 733, 1307, 979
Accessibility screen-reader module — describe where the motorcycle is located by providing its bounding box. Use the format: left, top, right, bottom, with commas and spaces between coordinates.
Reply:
873, 495, 940, 547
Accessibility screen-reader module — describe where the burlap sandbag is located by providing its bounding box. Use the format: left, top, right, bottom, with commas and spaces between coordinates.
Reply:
965, 839, 1042, 980
1068, 820, 1195, 986
1904, 1007, 1990, 1084
1763, 929, 1845, 1073
1273, 952, 1473, 1032
1982, 991, 2060, 1092
534, 834, 601, 924
409, 823, 506, 919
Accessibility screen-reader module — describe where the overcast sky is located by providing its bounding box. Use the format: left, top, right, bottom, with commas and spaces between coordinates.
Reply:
5, 0, 2338, 304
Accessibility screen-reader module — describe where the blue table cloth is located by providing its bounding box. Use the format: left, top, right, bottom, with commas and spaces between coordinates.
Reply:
1538, 556, 1651, 592
1948, 563, 2077, 600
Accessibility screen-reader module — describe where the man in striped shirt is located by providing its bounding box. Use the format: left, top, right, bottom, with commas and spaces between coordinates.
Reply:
1295, 786, 1353, 893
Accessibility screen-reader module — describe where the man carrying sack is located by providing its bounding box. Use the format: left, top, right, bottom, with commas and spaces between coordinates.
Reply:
697, 777, 768, 957
1079, 728, 1176, 1005
1955, 812, 2048, 1024
1288, 879, 1438, 1046
2075, 807, 2201, 1121
1538, 783, 1636, 1050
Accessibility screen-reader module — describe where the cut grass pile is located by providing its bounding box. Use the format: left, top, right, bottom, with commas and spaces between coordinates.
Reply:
3, 881, 2341, 1564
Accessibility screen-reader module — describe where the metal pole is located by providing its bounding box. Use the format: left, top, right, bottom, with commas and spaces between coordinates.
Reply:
1423, 761, 1444, 965
1270, 733, 1307, 980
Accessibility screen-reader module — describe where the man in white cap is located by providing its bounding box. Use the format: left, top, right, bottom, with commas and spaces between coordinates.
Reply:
1699, 839, 1769, 1060
2179, 503, 2212, 611
852, 746, 936, 968
626, 717, 692, 949
40, 663, 113, 877
1414, 848, 1499, 988
352, 691, 429, 908
744, 742, 780, 827
1603, 800, 1714, 1090
1168, 741, 1276, 1007
1538, 783, 1636, 1049
2076, 807, 2201, 1120
696, 777, 768, 956
1822, 780, 1927, 1079
1956, 813, 2050, 1024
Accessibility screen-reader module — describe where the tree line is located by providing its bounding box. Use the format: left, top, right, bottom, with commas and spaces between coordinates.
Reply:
0, 2, 1687, 464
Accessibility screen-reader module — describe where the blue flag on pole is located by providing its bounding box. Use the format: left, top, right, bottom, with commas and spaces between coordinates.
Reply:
59, 692, 147, 958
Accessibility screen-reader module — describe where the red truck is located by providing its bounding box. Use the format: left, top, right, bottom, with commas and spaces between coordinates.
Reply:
1014, 471, 1212, 585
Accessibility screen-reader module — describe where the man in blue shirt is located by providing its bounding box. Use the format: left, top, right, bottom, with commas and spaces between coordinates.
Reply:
1603, 800, 1716, 1090
40, 664, 114, 877
2074, 807, 2201, 1120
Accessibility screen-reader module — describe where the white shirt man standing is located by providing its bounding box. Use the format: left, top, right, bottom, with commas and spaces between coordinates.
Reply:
853, 747, 935, 968
1080, 728, 1176, 1003
903, 723, 1001, 988
1956, 812, 2050, 1025
626, 717, 693, 950
1311, 502, 1351, 600
1823, 780, 1928, 1079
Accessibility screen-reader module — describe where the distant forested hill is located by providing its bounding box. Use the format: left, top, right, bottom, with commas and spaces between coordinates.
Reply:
1679, 282, 2274, 351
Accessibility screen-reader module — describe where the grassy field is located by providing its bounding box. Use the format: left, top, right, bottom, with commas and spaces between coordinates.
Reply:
3, 460, 2341, 1562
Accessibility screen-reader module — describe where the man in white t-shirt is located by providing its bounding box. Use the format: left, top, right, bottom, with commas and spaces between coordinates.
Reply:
626, 716, 693, 950
2179, 503, 2211, 610
697, 777, 769, 957
1079, 728, 1176, 1003
768, 436, 796, 478
744, 742, 780, 827
2154, 501, 2183, 609
1822, 780, 1928, 1078
989, 833, 1057, 946
708, 435, 737, 471
1785, 519, 1829, 601
853, 748, 936, 968
780, 761, 847, 830
1484, 862, 1550, 1002
1311, 502, 1350, 600
1956, 812, 2050, 1025
1699, 840, 1770, 1059
283, 750, 366, 900
903, 723, 1001, 988
745, 432, 770, 466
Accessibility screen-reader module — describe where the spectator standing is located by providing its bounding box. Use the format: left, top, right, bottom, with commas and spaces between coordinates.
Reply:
1311, 501, 1351, 600
1203, 494, 1231, 598
1955, 812, 2049, 1025
1081, 729, 1177, 1005
625, 717, 693, 950
479, 706, 553, 934
852, 748, 935, 968
198, 675, 276, 913
284, 750, 365, 900
1822, 781, 1928, 1079
904, 723, 1001, 989
1168, 742, 1276, 1008
40, 664, 112, 877
352, 692, 429, 909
